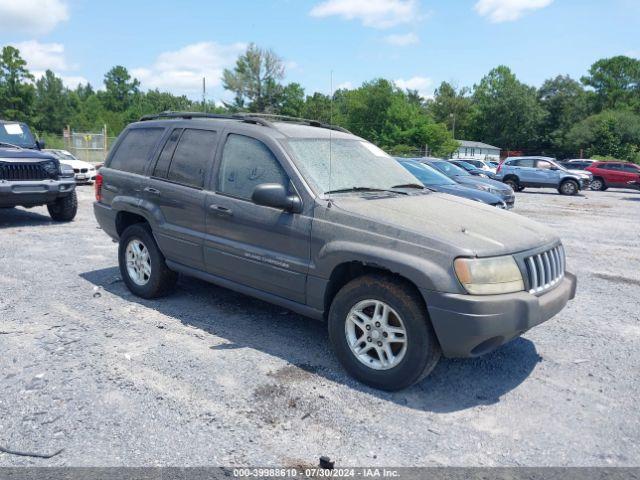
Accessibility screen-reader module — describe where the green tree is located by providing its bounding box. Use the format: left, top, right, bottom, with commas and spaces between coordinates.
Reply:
100, 66, 140, 112
302, 92, 333, 123
538, 75, 589, 154
34, 70, 70, 133
428, 81, 475, 139
581, 56, 640, 111
565, 110, 640, 162
471, 66, 545, 150
0, 46, 35, 122
222, 43, 285, 112
275, 82, 305, 117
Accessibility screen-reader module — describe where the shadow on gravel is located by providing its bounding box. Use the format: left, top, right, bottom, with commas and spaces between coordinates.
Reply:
0, 208, 52, 228
81, 266, 541, 413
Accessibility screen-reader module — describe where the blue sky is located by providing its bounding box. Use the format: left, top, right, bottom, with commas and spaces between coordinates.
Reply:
0, 0, 638, 103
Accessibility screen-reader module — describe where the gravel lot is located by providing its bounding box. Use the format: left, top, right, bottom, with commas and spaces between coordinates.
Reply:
1, 185, 639, 467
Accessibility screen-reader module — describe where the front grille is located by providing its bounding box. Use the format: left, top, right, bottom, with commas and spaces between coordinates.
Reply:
524, 245, 565, 294
0, 162, 57, 181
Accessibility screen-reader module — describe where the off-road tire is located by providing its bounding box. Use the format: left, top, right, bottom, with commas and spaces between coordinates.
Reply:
328, 274, 441, 391
119, 223, 178, 299
47, 190, 78, 222
559, 179, 579, 196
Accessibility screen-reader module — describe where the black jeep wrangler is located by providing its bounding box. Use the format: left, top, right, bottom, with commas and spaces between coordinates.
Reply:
0, 120, 77, 221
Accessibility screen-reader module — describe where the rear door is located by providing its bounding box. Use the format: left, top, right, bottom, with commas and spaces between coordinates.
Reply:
144, 128, 219, 270
102, 127, 165, 206
203, 131, 311, 304
604, 163, 627, 187
512, 159, 537, 184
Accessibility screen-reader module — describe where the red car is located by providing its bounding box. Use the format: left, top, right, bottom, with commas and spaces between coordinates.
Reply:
586, 162, 640, 191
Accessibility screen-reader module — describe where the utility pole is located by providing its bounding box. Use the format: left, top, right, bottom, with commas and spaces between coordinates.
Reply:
202, 77, 206, 113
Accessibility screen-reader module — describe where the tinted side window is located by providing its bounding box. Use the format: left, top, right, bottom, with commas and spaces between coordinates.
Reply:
218, 134, 288, 200
166, 129, 218, 188
153, 129, 182, 179
622, 164, 640, 173
108, 128, 163, 175
511, 159, 534, 168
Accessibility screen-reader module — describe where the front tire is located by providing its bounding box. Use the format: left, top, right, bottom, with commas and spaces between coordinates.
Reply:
328, 274, 441, 391
504, 178, 519, 191
47, 191, 78, 222
559, 179, 579, 196
118, 223, 178, 299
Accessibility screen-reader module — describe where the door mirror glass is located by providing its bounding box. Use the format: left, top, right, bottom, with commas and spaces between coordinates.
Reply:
252, 183, 302, 213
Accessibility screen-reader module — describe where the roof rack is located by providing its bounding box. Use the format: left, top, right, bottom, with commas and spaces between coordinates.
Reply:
239, 113, 352, 134
139, 111, 352, 134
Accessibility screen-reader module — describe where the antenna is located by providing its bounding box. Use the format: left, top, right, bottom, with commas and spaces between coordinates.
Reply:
329, 70, 333, 197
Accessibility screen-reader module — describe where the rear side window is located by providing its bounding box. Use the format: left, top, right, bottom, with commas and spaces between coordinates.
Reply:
508, 159, 534, 168
153, 129, 182, 179
166, 129, 218, 189
217, 134, 288, 200
108, 128, 163, 175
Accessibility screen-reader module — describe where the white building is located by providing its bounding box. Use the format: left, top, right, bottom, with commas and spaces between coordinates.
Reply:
453, 140, 501, 161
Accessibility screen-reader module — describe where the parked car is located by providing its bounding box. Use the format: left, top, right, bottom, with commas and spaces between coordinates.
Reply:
94, 112, 575, 391
559, 159, 595, 171
455, 158, 497, 174
417, 158, 515, 208
496, 156, 592, 195
45, 149, 97, 184
0, 119, 77, 221
450, 160, 500, 180
397, 159, 510, 209
585, 161, 640, 191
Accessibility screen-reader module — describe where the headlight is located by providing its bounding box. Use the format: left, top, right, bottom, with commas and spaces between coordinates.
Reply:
59, 163, 75, 177
454, 256, 524, 295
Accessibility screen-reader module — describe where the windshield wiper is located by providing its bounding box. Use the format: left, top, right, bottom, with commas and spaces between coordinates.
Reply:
390, 183, 425, 190
324, 186, 408, 195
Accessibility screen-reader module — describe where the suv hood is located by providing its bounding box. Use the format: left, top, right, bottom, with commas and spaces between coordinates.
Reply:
0, 147, 57, 162
331, 193, 557, 256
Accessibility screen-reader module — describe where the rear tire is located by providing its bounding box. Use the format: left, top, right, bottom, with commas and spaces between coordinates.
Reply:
590, 178, 606, 191
47, 190, 78, 222
559, 179, 579, 196
504, 178, 519, 191
118, 223, 178, 299
328, 274, 441, 391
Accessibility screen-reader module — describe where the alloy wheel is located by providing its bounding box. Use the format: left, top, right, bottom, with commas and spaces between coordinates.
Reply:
345, 300, 408, 370
125, 239, 151, 286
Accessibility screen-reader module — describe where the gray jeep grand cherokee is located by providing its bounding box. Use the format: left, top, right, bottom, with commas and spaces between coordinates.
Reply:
94, 112, 577, 391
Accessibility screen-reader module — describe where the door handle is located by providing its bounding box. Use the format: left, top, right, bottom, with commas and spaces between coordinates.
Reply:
209, 204, 233, 216
144, 187, 160, 195
104, 184, 118, 192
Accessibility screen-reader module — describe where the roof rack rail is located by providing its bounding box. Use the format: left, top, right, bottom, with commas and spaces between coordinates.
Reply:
239, 113, 352, 134
138, 111, 352, 134
139, 111, 239, 122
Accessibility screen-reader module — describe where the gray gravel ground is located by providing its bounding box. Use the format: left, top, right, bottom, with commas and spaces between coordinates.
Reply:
0, 185, 639, 467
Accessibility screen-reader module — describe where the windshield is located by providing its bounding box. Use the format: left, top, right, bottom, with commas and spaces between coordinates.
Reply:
455, 161, 477, 171
399, 161, 456, 186
285, 138, 420, 194
0, 122, 37, 148
432, 161, 470, 177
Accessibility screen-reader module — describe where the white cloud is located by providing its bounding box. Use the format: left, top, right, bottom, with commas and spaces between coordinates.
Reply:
310, 0, 419, 29
132, 42, 247, 95
0, 0, 68, 35
475, 0, 553, 23
10, 40, 86, 88
12, 40, 69, 71
384, 32, 419, 46
336, 81, 353, 90
626, 50, 640, 59
395, 76, 433, 99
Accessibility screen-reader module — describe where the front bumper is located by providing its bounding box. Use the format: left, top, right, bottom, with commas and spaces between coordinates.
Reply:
421, 272, 577, 358
0, 178, 76, 207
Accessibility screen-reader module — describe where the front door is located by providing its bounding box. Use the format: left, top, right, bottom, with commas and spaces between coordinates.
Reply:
533, 159, 560, 187
143, 128, 219, 270
204, 132, 311, 304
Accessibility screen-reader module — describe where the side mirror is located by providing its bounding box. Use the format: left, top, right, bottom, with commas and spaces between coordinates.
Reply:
252, 183, 302, 213
36, 140, 46, 150
550, 165, 559, 171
